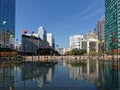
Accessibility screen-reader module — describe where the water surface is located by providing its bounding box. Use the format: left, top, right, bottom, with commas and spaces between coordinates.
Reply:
0, 59, 119, 90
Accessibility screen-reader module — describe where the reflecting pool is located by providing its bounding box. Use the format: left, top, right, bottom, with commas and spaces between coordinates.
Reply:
0, 59, 119, 90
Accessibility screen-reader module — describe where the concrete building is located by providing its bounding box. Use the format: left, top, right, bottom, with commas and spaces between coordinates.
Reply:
69, 33, 98, 54
0, 0, 15, 49
96, 17, 105, 41
105, 0, 120, 50
85, 32, 98, 40
58, 48, 66, 55
84, 32, 98, 54
15, 42, 21, 51
70, 35, 84, 49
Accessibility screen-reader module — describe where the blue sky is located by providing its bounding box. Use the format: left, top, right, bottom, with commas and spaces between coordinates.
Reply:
16, 0, 104, 48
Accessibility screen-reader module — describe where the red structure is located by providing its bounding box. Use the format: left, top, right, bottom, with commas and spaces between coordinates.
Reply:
22, 30, 28, 34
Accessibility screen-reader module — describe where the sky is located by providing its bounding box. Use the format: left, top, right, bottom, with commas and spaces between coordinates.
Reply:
16, 0, 105, 48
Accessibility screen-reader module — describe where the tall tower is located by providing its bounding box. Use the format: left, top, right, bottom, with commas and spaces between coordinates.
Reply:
0, 0, 15, 48
105, 0, 120, 50
95, 17, 105, 52
38, 26, 47, 41
47, 33, 55, 49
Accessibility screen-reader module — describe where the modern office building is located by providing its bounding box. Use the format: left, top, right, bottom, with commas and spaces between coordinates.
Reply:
96, 17, 105, 41
105, 0, 120, 50
47, 33, 55, 49
95, 17, 105, 52
0, 0, 15, 49
38, 26, 47, 41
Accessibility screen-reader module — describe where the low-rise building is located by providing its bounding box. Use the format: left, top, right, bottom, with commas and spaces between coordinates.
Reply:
69, 32, 98, 54
21, 34, 42, 55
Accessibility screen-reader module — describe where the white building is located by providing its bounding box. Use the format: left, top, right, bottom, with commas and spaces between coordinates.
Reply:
47, 33, 55, 49
70, 35, 84, 49
38, 26, 47, 41
69, 33, 98, 54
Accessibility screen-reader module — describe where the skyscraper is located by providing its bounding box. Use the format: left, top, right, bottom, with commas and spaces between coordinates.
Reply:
105, 0, 120, 50
95, 17, 105, 52
47, 33, 55, 49
96, 17, 105, 41
0, 0, 15, 48
38, 26, 47, 41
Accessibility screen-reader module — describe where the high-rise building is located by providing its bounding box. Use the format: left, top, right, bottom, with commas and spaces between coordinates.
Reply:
105, 0, 120, 50
47, 33, 55, 49
96, 17, 105, 41
38, 26, 47, 41
95, 17, 105, 52
0, 0, 15, 49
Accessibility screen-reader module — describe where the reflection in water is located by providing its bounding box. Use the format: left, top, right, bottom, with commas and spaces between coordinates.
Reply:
0, 59, 119, 90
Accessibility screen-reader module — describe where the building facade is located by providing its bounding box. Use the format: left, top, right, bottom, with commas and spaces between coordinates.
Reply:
70, 32, 98, 54
47, 33, 55, 49
105, 0, 120, 50
95, 17, 105, 52
70, 35, 83, 49
21, 34, 42, 55
38, 26, 47, 41
0, 0, 15, 49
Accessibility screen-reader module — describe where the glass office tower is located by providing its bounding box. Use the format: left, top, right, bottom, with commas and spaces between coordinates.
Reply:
105, 0, 120, 51
0, 0, 15, 48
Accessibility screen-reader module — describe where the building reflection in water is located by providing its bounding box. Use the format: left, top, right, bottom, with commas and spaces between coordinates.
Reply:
0, 59, 119, 90
0, 66, 14, 88
20, 62, 54, 88
0, 62, 55, 89
67, 59, 120, 90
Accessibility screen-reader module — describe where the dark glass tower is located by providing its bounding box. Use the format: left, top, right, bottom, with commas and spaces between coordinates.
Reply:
0, 0, 15, 48
105, 0, 120, 51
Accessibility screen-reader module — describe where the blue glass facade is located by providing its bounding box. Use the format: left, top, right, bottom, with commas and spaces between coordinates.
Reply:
105, 0, 120, 50
0, 0, 15, 37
